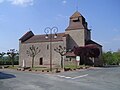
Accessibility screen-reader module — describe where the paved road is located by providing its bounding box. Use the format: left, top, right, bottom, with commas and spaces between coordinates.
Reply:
0, 67, 120, 90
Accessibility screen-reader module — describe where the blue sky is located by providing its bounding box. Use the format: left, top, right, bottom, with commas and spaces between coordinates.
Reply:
0, 0, 120, 52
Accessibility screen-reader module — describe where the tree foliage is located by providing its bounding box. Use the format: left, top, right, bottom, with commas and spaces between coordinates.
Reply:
0, 52, 6, 59
0, 52, 6, 65
73, 45, 100, 58
73, 45, 100, 65
7, 49, 18, 67
0, 51, 19, 66
102, 50, 120, 65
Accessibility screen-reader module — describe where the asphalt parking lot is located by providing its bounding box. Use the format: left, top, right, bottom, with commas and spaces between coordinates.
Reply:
0, 66, 120, 90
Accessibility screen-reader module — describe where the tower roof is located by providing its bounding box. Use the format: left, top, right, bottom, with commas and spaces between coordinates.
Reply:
66, 11, 85, 30
70, 11, 82, 19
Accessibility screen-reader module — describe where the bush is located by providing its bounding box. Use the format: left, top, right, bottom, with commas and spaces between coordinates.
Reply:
0, 60, 19, 65
102, 51, 120, 65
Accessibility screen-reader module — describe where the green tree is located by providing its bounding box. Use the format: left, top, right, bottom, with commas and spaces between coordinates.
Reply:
7, 49, 18, 67
102, 51, 120, 65
117, 49, 120, 52
115, 49, 120, 64
0, 52, 6, 65
26, 45, 40, 68
102, 51, 113, 65
113, 52, 120, 65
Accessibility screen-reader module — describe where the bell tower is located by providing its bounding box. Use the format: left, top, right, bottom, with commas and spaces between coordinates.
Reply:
65, 11, 91, 50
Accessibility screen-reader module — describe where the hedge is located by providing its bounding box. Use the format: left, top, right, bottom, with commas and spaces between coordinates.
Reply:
0, 60, 19, 65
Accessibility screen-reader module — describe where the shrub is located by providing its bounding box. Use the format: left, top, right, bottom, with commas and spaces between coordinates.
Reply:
0, 60, 19, 65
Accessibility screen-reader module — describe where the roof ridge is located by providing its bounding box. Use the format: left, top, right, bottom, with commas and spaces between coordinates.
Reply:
70, 11, 82, 18
34, 32, 65, 36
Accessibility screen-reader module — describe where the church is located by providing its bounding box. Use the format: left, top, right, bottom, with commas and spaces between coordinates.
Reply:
19, 11, 103, 68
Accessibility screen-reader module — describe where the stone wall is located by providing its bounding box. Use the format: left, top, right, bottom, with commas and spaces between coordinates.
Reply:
19, 41, 65, 68
65, 29, 85, 50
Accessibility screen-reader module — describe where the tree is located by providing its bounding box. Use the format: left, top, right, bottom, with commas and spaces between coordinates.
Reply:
102, 51, 112, 65
74, 45, 100, 58
102, 51, 120, 65
117, 49, 120, 53
7, 49, 18, 67
0, 52, 6, 65
0, 52, 6, 59
26, 45, 40, 68
113, 52, 120, 65
73, 45, 100, 65
54, 45, 66, 68
116, 49, 120, 64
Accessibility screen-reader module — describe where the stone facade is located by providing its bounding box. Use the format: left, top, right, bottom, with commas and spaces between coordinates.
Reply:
19, 33, 66, 67
19, 11, 103, 67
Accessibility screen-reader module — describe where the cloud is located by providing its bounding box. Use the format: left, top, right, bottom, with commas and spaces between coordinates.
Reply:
7, 0, 34, 6
62, 0, 67, 4
0, 0, 34, 6
0, 0, 4, 3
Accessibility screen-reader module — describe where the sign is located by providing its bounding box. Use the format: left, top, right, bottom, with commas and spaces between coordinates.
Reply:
76, 56, 80, 61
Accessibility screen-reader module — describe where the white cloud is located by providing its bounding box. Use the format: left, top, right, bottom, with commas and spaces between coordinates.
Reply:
8, 0, 34, 7
0, 0, 4, 3
62, 0, 67, 4
0, 0, 34, 6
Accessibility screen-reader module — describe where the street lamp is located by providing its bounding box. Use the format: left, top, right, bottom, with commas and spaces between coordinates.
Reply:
44, 27, 58, 71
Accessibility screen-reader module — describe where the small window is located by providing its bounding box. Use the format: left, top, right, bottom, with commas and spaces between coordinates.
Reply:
47, 45, 49, 50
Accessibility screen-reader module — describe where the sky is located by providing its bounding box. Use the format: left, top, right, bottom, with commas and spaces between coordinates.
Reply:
0, 0, 120, 52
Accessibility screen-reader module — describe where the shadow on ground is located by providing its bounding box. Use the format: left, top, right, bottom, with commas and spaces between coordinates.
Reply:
0, 72, 16, 79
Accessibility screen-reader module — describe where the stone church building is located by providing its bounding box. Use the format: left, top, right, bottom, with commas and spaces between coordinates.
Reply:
19, 11, 103, 68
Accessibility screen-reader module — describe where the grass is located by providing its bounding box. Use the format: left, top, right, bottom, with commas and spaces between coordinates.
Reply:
2, 65, 59, 72
2, 64, 90, 72
64, 64, 89, 69
64, 65, 77, 69
31, 67, 61, 71
6, 65, 19, 69
31, 67, 49, 71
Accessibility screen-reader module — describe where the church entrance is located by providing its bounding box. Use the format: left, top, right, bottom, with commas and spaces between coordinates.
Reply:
39, 58, 43, 65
